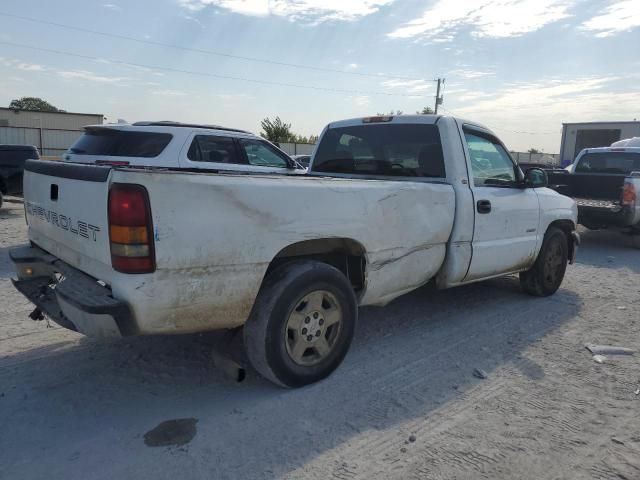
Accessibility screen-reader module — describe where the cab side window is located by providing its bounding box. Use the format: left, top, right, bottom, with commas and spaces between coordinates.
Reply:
239, 139, 289, 168
464, 132, 517, 187
188, 135, 238, 164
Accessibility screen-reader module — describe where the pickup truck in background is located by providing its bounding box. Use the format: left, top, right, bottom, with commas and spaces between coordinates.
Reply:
0, 144, 40, 208
10, 115, 579, 387
548, 146, 640, 246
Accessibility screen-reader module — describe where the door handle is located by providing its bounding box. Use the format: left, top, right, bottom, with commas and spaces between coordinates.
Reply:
477, 199, 492, 214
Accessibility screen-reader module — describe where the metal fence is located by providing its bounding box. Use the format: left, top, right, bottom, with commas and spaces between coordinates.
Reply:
0, 126, 82, 157
511, 152, 560, 166
278, 142, 315, 156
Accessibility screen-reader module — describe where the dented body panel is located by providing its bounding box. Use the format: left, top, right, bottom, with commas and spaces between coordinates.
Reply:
108, 170, 455, 332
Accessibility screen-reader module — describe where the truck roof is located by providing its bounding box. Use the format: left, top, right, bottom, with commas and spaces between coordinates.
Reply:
83, 121, 252, 136
580, 146, 640, 155
325, 114, 494, 135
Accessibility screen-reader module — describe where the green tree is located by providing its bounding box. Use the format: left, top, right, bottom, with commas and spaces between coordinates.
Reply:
527, 148, 541, 154
377, 110, 403, 116
260, 116, 295, 143
9, 97, 63, 112
292, 134, 319, 144
417, 106, 434, 114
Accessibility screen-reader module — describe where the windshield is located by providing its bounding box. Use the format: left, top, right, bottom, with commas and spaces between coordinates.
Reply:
312, 124, 445, 178
68, 129, 172, 158
575, 152, 640, 175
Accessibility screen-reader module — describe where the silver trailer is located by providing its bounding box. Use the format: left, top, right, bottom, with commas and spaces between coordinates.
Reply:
560, 121, 640, 167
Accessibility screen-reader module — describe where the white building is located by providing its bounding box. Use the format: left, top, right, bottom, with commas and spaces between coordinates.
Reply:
0, 107, 103, 157
560, 121, 640, 166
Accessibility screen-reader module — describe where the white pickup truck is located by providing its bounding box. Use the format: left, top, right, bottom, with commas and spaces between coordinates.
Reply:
11, 115, 579, 387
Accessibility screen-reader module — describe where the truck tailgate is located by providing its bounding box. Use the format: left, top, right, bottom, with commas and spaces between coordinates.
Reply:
22, 160, 114, 282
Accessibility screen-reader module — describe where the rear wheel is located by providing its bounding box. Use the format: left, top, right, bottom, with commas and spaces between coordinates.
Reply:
520, 227, 568, 297
0, 191, 3, 210
244, 261, 357, 388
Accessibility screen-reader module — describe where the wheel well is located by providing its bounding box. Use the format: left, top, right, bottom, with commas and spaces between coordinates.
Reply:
266, 238, 367, 294
549, 219, 576, 261
0, 178, 6, 194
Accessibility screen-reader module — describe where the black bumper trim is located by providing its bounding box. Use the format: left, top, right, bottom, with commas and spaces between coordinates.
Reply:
12, 277, 78, 331
10, 245, 138, 336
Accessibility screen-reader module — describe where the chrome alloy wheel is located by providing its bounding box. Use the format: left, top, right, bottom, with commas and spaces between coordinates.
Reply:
285, 290, 343, 366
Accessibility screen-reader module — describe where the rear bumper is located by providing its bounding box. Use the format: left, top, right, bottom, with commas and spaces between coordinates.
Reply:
577, 203, 636, 228
10, 245, 136, 338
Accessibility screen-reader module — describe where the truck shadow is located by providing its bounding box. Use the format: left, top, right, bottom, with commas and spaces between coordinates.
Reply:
575, 227, 640, 273
0, 277, 580, 480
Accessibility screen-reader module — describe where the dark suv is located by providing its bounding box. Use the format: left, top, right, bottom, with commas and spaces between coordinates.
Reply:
0, 145, 40, 208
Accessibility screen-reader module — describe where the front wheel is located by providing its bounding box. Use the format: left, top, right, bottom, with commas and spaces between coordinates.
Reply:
244, 261, 357, 388
520, 227, 568, 297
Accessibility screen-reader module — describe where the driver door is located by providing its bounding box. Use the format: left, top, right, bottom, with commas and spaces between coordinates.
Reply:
463, 128, 540, 281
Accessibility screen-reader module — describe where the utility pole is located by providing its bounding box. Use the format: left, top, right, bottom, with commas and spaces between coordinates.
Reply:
434, 78, 445, 114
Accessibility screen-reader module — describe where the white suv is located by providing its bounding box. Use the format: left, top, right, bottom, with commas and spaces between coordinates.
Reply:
63, 121, 303, 174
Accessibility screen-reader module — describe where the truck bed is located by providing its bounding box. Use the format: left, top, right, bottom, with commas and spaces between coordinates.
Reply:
19, 159, 456, 335
547, 170, 625, 200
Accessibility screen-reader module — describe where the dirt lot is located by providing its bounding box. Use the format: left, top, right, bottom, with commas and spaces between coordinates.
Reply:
1, 196, 639, 480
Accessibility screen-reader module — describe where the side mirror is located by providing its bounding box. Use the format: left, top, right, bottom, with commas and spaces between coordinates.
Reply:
524, 167, 548, 188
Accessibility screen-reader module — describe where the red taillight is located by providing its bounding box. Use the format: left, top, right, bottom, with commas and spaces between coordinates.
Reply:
363, 116, 393, 123
108, 184, 155, 274
622, 181, 636, 206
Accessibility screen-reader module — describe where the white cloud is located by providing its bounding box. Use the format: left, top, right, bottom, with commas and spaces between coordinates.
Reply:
388, 0, 574, 40
0, 57, 46, 72
181, 14, 204, 26
17, 63, 45, 72
178, 0, 395, 22
57, 70, 129, 84
581, 0, 640, 37
353, 95, 371, 107
151, 89, 188, 96
448, 76, 640, 151
214, 92, 255, 100
382, 79, 433, 95
449, 69, 495, 79
102, 3, 122, 11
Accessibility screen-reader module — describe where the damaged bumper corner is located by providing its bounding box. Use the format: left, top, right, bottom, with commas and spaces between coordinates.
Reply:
10, 244, 137, 338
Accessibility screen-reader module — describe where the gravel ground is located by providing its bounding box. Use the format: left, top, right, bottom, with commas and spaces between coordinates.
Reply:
1, 196, 639, 480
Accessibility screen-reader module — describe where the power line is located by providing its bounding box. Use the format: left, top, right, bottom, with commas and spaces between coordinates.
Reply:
0, 40, 428, 98
0, 11, 425, 82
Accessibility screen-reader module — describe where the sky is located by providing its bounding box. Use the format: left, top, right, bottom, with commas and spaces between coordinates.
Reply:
0, 0, 639, 152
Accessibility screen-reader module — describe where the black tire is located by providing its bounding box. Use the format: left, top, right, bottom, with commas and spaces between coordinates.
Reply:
0, 191, 3, 210
243, 261, 357, 388
520, 227, 568, 297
